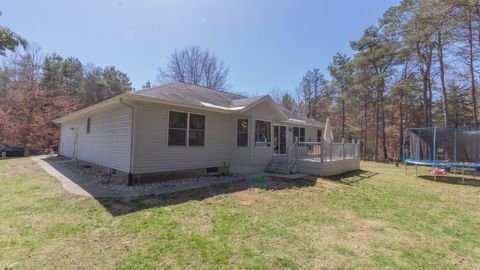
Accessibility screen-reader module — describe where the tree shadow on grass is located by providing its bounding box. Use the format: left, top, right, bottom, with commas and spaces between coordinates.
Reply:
323, 169, 378, 185
419, 175, 480, 187
98, 174, 317, 216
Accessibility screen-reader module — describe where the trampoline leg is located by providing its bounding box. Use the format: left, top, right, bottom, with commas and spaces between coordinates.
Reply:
434, 167, 437, 181
405, 162, 407, 175
415, 164, 418, 177
462, 168, 465, 183
453, 167, 456, 175
475, 170, 476, 181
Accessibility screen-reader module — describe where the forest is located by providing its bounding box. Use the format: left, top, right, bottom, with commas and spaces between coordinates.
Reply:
1, 0, 480, 161
286, 0, 480, 161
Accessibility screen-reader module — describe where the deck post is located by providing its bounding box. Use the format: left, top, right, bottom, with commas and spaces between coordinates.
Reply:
320, 140, 324, 162
329, 141, 333, 162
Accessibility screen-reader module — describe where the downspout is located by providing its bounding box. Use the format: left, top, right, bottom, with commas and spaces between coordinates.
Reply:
120, 97, 135, 186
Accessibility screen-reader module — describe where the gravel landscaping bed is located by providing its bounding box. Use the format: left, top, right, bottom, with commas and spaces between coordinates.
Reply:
55, 159, 245, 194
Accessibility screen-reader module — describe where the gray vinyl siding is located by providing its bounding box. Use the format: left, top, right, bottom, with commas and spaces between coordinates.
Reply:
59, 104, 132, 172
133, 102, 231, 174
229, 103, 279, 174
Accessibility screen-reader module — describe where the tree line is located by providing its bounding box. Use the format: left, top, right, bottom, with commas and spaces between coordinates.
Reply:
0, 26, 133, 152
3, 0, 480, 161
274, 0, 480, 162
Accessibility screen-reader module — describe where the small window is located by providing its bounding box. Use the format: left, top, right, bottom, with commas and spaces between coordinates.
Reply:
255, 120, 271, 147
189, 114, 205, 146
86, 118, 91, 134
300, 128, 305, 142
237, 119, 248, 147
168, 111, 188, 146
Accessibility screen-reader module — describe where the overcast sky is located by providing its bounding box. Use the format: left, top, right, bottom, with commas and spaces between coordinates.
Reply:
2, 0, 399, 96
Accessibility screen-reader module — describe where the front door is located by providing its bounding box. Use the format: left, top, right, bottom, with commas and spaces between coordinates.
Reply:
274, 125, 287, 155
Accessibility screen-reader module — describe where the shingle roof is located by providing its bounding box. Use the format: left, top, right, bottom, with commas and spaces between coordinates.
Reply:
55, 81, 322, 126
134, 82, 320, 126
134, 82, 254, 108
280, 107, 323, 126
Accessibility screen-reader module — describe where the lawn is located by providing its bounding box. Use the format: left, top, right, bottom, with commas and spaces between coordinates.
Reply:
1, 158, 480, 269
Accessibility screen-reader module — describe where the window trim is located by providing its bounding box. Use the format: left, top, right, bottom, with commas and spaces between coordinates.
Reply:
254, 119, 272, 147
167, 110, 207, 147
236, 118, 249, 147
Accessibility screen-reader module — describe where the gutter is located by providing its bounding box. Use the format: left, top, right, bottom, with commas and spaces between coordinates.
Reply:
119, 97, 135, 186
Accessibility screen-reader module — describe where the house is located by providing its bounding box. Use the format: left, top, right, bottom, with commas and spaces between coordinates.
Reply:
54, 82, 360, 185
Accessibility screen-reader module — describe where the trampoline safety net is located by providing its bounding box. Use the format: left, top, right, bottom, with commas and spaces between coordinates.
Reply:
403, 127, 480, 167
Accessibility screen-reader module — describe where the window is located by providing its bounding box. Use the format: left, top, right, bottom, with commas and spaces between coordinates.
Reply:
293, 127, 305, 142
255, 120, 271, 147
86, 118, 91, 134
300, 128, 305, 142
168, 111, 188, 146
168, 111, 206, 146
237, 119, 248, 147
189, 114, 205, 146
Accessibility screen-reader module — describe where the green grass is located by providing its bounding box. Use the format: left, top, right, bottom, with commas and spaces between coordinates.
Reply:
1, 158, 480, 269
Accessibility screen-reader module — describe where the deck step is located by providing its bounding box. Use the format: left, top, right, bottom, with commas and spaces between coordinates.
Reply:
265, 163, 290, 174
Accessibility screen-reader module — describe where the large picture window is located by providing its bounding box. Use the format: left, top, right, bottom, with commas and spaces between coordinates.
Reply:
255, 120, 271, 147
168, 111, 206, 146
189, 114, 205, 146
237, 119, 248, 147
293, 127, 306, 142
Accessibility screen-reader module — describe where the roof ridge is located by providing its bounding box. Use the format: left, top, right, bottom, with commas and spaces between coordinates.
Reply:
134, 81, 179, 93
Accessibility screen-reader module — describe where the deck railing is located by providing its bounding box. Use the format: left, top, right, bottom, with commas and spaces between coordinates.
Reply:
282, 140, 360, 173
296, 141, 360, 162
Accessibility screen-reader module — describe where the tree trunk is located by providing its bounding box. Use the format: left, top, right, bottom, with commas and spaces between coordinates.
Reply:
416, 42, 433, 127
399, 87, 404, 161
363, 93, 368, 160
374, 84, 380, 162
380, 79, 387, 160
468, 10, 478, 127
437, 31, 449, 128
421, 69, 429, 127
341, 89, 345, 140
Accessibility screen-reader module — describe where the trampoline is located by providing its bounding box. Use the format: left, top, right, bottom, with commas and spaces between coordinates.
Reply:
402, 127, 480, 180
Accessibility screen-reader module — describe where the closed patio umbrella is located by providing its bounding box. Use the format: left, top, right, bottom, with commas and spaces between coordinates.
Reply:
323, 117, 334, 143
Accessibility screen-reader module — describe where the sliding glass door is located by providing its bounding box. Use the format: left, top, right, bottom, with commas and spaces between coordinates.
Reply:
274, 125, 287, 155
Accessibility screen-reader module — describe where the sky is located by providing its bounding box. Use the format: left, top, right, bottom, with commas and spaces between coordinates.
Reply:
2, 0, 399, 96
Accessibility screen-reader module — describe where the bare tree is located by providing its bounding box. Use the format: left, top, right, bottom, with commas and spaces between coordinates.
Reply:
157, 46, 229, 90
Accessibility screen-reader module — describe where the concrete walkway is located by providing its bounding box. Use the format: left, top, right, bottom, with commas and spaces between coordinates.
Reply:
31, 156, 246, 198
32, 156, 93, 197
